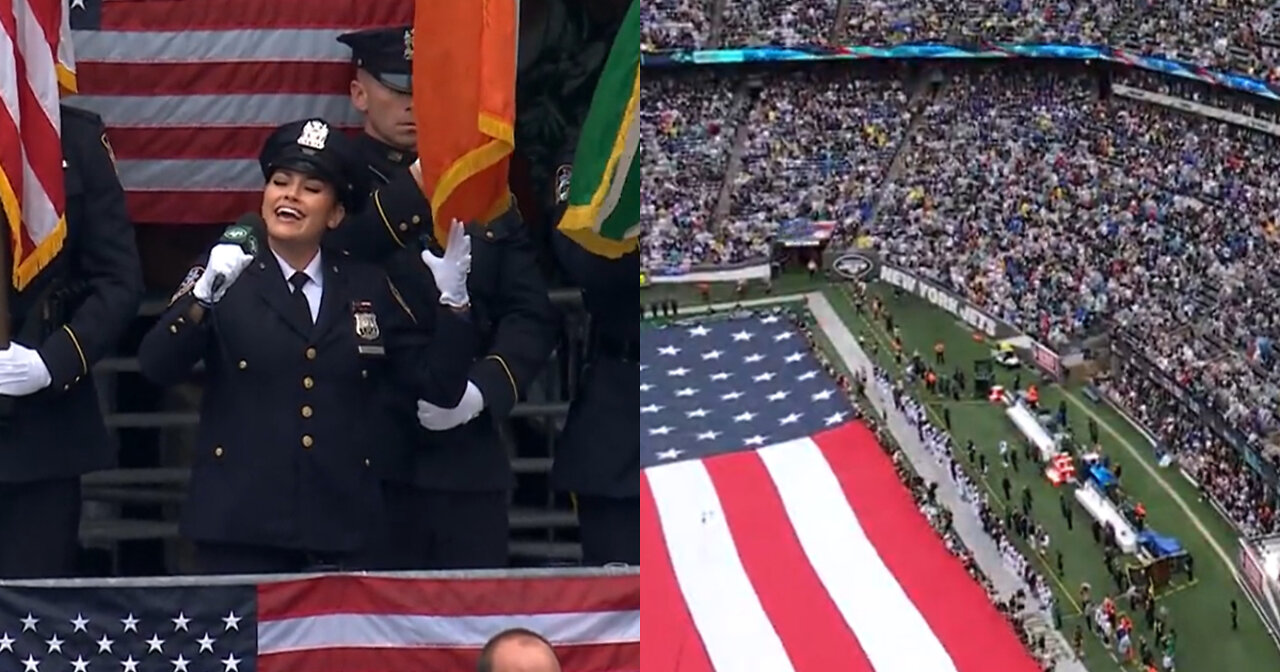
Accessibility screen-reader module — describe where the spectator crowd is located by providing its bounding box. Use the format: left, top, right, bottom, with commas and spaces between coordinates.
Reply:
642, 0, 1280, 82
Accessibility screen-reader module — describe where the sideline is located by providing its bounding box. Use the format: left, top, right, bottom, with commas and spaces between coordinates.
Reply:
651, 293, 806, 317
1058, 391, 1239, 583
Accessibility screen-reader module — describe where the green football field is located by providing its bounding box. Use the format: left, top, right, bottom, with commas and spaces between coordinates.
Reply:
821, 281, 1280, 672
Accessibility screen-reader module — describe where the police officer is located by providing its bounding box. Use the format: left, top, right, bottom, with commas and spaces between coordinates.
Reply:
138, 118, 477, 574
208, 27, 556, 569
547, 138, 640, 566
0, 106, 144, 579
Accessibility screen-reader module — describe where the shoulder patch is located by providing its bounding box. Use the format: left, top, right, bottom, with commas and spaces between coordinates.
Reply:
101, 133, 118, 174
555, 164, 572, 204
386, 277, 416, 324
169, 266, 203, 306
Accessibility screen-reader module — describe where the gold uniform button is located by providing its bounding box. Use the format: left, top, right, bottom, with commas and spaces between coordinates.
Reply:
237, 360, 248, 370
169, 324, 178, 333
301, 405, 313, 418
302, 435, 314, 449
485, 230, 494, 239
398, 222, 409, 232
303, 376, 314, 389
305, 347, 317, 360
361, 369, 368, 379
411, 215, 421, 225
214, 446, 224, 458
364, 458, 371, 467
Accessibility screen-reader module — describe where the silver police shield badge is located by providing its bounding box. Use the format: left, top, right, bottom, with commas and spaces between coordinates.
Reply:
403, 28, 414, 60
354, 311, 380, 341
555, 164, 572, 204
297, 120, 330, 151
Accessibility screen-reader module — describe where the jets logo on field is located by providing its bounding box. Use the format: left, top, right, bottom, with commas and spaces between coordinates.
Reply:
832, 252, 875, 280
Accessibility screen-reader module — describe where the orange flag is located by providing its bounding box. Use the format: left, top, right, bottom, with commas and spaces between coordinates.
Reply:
412, 0, 517, 245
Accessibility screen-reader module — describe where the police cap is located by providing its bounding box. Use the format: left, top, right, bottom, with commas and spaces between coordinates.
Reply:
259, 118, 369, 211
337, 26, 414, 94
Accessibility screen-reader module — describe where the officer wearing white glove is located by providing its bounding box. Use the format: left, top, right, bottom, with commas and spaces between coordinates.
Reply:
420, 218, 472, 308
416, 381, 485, 431
193, 243, 255, 305
0, 344, 52, 397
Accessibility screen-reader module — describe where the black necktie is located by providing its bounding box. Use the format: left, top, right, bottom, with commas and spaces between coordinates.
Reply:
289, 272, 313, 326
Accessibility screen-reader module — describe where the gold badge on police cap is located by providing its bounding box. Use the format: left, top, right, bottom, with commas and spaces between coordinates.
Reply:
403, 28, 414, 61
297, 120, 330, 151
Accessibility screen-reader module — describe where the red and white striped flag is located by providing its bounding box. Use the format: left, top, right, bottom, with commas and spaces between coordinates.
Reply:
1, 0, 75, 291
641, 421, 1045, 672
66, 0, 413, 225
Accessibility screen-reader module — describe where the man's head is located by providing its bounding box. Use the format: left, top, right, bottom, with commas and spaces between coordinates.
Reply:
336, 26, 416, 151
476, 628, 561, 672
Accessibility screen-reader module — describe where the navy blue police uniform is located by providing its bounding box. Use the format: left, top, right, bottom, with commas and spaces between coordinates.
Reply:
137, 119, 477, 574
317, 27, 558, 570
546, 143, 640, 566
0, 105, 144, 579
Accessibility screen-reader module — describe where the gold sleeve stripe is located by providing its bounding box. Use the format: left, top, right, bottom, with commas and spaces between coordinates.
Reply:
386, 278, 416, 324
486, 354, 518, 400
374, 191, 407, 249
63, 325, 88, 376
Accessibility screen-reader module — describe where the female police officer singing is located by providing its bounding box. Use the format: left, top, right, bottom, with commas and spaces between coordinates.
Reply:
139, 118, 476, 574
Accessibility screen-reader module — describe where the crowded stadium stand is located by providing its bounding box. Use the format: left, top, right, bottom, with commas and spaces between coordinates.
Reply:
642, 0, 1280, 663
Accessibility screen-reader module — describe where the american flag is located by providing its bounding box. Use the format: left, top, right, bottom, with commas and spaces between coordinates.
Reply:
0, 572, 640, 671
1, 0, 73, 290
67, 0, 412, 225
638, 312, 1041, 672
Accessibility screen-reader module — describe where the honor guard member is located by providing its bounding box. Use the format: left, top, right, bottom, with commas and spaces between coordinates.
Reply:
214, 27, 558, 569
0, 106, 144, 579
138, 118, 477, 574
547, 137, 640, 566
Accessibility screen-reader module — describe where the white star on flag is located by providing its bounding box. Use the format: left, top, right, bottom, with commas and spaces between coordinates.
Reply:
197, 633, 217, 653
146, 634, 165, 653
657, 345, 680, 356
734, 411, 757, 422
172, 612, 192, 632
825, 412, 847, 425
687, 325, 710, 336
743, 353, 764, 363
731, 330, 754, 341
221, 654, 242, 671
656, 448, 683, 461
784, 352, 804, 363
70, 656, 89, 672
721, 391, 744, 401
686, 408, 710, 418
767, 390, 790, 401
20, 614, 38, 632
172, 654, 191, 671
121, 656, 140, 672
697, 430, 721, 441
743, 435, 767, 446
667, 367, 690, 377
45, 634, 63, 654
0, 633, 13, 652
121, 614, 139, 633
709, 372, 731, 381
752, 372, 775, 382
641, 404, 663, 414
779, 412, 803, 425
701, 350, 723, 360
21, 655, 38, 672
797, 371, 818, 381
95, 634, 114, 654
773, 331, 793, 341
70, 614, 89, 633
640, 383, 654, 392
812, 389, 835, 401
649, 426, 674, 436
674, 387, 698, 397
759, 315, 780, 324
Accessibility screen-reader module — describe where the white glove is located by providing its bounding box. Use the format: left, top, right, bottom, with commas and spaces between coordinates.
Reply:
0, 343, 52, 397
416, 381, 485, 430
194, 244, 254, 304
420, 219, 472, 308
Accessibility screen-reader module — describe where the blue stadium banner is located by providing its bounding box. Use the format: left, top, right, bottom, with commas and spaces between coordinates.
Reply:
641, 43, 1280, 102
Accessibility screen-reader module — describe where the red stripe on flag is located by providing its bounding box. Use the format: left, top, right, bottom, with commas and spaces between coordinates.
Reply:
106, 125, 358, 161
639, 472, 714, 672
76, 61, 356, 97
257, 642, 639, 672
14, 55, 64, 211
256, 574, 640, 620
100, 0, 412, 31
821, 422, 1041, 672
24, 0, 59, 54
706, 447, 876, 672
124, 190, 258, 225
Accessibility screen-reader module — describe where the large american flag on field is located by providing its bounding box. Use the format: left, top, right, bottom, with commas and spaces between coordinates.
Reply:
67, 0, 412, 225
0, 572, 640, 671
639, 312, 1041, 672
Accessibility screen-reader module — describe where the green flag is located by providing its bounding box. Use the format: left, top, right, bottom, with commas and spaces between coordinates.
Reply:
556, 0, 639, 259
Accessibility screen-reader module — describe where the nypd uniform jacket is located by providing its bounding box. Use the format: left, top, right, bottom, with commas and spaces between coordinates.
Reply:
325, 133, 559, 492
0, 105, 144, 484
136, 250, 476, 552
545, 150, 641, 500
